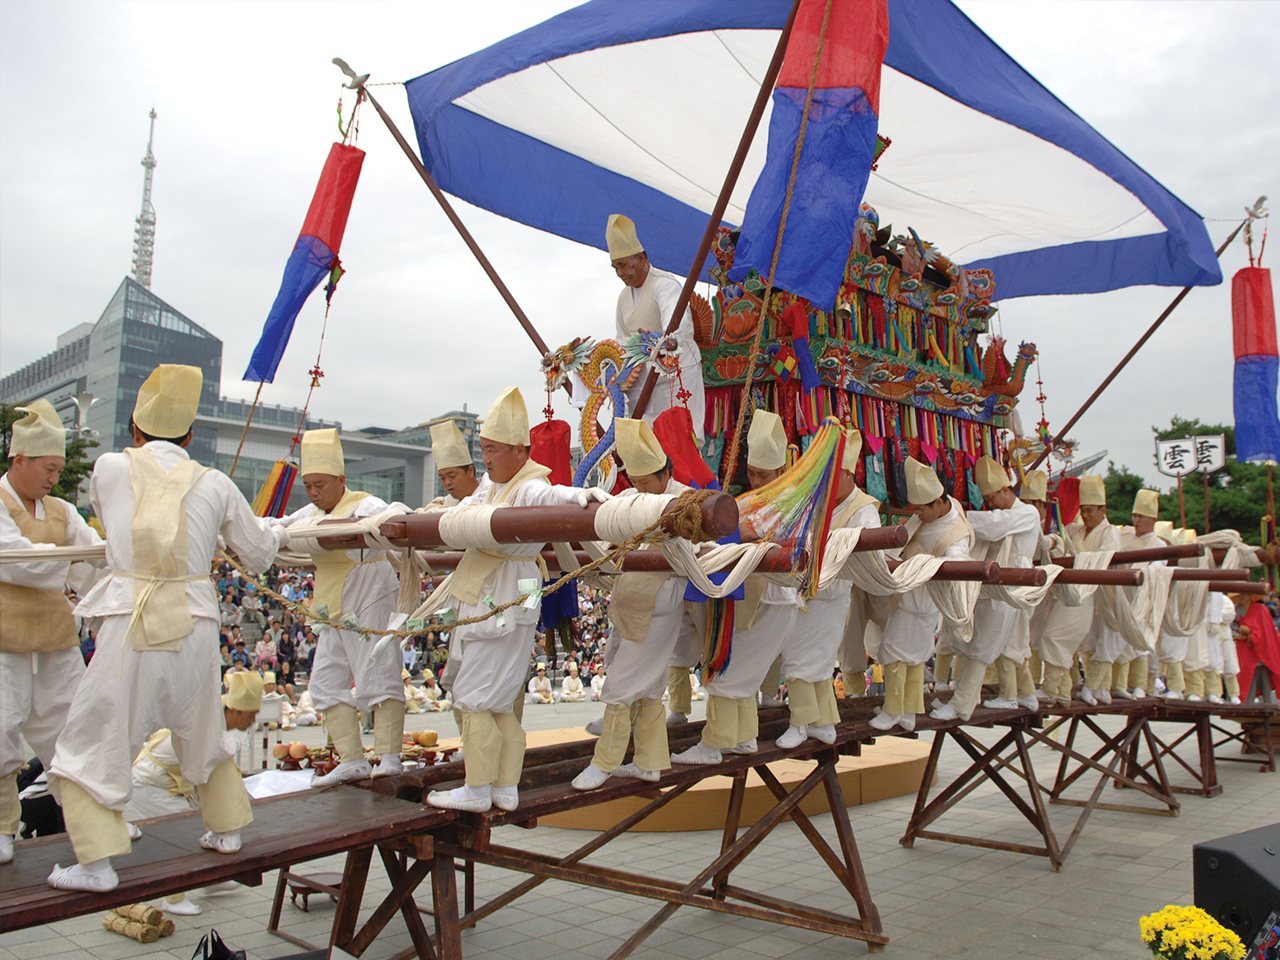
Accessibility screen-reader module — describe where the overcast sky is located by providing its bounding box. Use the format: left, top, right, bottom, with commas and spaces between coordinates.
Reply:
1, 1, 1275, 487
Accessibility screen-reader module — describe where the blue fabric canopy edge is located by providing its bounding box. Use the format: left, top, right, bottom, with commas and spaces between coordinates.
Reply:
403, 0, 1221, 301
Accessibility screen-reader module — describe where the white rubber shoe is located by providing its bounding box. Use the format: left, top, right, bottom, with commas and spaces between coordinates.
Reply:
1186, 694, 1204, 703
612, 763, 660, 782
372, 754, 403, 779
1111, 688, 1135, 701
427, 785, 492, 812
930, 703, 959, 722
808, 724, 837, 743
1077, 686, 1098, 706
1035, 689, 1052, 702
0, 834, 13, 864
491, 787, 519, 811
126, 822, 143, 841
1132, 687, 1147, 699
671, 742, 723, 765
1016, 696, 1041, 712
1163, 690, 1184, 700
311, 759, 373, 787
1095, 689, 1112, 705
572, 765, 612, 791
200, 830, 242, 854
1207, 694, 1225, 705
869, 711, 904, 732
724, 738, 758, 755
585, 717, 605, 736
666, 712, 687, 727
153, 895, 202, 916
1228, 696, 1242, 705
48, 860, 118, 892
776, 725, 808, 749
983, 697, 1018, 710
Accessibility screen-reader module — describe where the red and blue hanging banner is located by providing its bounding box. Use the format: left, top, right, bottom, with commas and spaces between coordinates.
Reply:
1232, 267, 1280, 463
244, 143, 365, 383
727, 0, 889, 308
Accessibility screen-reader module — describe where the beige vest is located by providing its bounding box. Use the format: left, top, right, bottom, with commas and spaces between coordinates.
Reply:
120, 447, 210, 652
450, 457, 552, 606
832, 488, 879, 530
903, 497, 973, 559
0, 488, 79, 653
309, 487, 375, 619
617, 273, 663, 338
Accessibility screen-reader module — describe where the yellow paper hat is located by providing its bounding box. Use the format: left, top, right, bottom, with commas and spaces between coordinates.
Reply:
605, 214, 644, 260
10, 399, 66, 458
402, 668, 412, 680
1180, 527, 1198, 545
1021, 470, 1047, 502
223, 670, 264, 712
480, 387, 530, 446
1079, 475, 1106, 506
615, 418, 667, 477
1132, 489, 1159, 518
300, 428, 345, 477
1154, 520, 1174, 542
261, 671, 276, 684
841, 429, 863, 474
430, 419, 473, 469
746, 410, 787, 470
133, 364, 202, 438
974, 456, 1010, 496
906, 457, 945, 505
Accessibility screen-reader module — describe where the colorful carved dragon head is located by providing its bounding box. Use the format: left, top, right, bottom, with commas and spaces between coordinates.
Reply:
541, 337, 595, 391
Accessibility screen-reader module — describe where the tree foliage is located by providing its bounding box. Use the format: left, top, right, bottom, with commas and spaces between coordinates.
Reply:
0, 404, 99, 505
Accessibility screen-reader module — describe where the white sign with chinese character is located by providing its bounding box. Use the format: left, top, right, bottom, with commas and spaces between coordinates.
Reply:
1156, 435, 1227, 477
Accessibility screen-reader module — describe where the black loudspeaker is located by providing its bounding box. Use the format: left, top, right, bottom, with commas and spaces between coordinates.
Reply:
1194, 822, 1280, 950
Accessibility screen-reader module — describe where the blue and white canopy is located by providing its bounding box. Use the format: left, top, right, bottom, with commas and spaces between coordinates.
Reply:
404, 0, 1221, 302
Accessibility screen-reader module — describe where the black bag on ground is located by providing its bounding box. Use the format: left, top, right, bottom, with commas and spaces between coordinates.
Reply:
191, 930, 246, 960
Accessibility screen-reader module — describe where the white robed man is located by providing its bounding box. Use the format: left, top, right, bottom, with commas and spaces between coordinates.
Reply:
777, 429, 880, 749
673, 411, 803, 765
871, 458, 974, 732
125, 670, 265, 916
559, 660, 587, 702
607, 214, 705, 440
932, 456, 1041, 722
1036, 476, 1120, 705
1, 400, 103, 866
428, 387, 607, 812
1019, 471, 1051, 691
574, 419, 692, 790
273, 429, 410, 786
48, 365, 290, 892
1083, 489, 1162, 704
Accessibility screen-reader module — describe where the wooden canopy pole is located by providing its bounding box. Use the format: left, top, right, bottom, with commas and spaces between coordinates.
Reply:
1170, 568, 1249, 582
1030, 221, 1247, 470
416, 547, 804, 574
359, 84, 551, 357
630, 0, 803, 420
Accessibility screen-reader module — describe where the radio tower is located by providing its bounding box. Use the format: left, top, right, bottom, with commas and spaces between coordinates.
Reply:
131, 109, 158, 288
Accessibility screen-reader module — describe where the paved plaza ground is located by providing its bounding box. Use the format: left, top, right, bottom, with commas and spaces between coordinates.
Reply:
3, 698, 1272, 960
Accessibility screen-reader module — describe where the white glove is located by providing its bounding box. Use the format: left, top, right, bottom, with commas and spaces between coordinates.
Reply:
576, 487, 612, 509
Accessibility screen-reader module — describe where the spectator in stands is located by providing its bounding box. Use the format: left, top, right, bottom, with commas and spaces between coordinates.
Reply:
276, 659, 298, 703
231, 640, 250, 669
255, 631, 278, 670
590, 662, 606, 701
528, 664, 554, 703
560, 660, 587, 702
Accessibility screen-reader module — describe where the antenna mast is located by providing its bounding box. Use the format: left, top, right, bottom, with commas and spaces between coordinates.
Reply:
132, 108, 158, 288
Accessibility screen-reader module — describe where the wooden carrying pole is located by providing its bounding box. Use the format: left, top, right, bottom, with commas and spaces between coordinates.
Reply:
1046, 543, 1204, 568
1170, 568, 1249, 582
630, 0, 803, 420
1214, 581, 1269, 595
418, 548, 803, 574
1030, 221, 1247, 470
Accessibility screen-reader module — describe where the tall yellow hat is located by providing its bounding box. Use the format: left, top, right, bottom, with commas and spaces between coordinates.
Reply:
480, 387, 530, 446
1132, 489, 1159, 518
1154, 520, 1174, 543
133, 364, 202, 438
974, 456, 1010, 496
606, 214, 644, 260
300, 428, 345, 477
746, 410, 787, 471
841, 428, 863, 474
1078, 475, 1106, 506
223, 670, 264, 712
615, 418, 667, 477
430, 419, 473, 469
10, 399, 66, 458
1021, 470, 1047, 502
906, 457, 945, 505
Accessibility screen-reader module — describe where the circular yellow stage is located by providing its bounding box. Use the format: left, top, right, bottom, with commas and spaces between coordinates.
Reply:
515, 727, 932, 832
